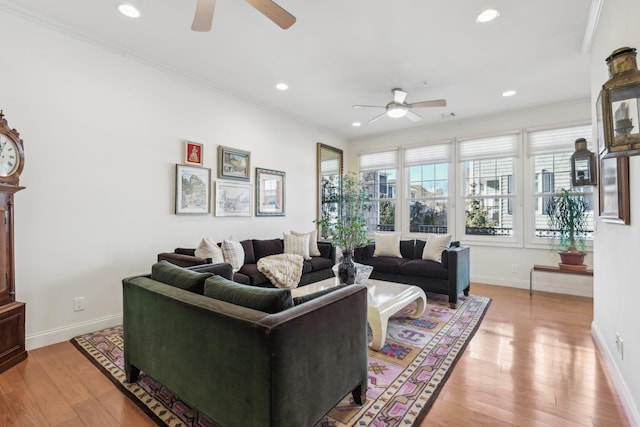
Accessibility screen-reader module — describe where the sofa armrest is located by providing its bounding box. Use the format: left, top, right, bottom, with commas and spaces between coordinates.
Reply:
446, 246, 471, 296
157, 250, 210, 268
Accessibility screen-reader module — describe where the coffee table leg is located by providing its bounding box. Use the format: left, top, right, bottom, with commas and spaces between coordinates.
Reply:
407, 296, 426, 319
368, 310, 387, 351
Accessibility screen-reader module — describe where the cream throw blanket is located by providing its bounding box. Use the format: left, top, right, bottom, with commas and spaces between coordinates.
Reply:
257, 254, 304, 289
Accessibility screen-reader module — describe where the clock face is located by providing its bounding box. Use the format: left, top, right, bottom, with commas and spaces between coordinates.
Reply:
0, 134, 20, 177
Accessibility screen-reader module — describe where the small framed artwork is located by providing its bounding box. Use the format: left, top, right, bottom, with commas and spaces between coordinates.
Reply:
215, 180, 252, 217
184, 141, 203, 166
256, 168, 285, 216
599, 156, 630, 224
218, 146, 250, 180
176, 165, 211, 215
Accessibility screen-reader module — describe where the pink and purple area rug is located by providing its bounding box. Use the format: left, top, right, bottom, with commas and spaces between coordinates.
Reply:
71, 292, 490, 427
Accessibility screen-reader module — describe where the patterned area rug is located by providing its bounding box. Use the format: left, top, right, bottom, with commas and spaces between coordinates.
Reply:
71, 292, 490, 427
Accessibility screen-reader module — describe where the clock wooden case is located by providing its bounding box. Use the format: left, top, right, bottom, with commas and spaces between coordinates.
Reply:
0, 110, 26, 373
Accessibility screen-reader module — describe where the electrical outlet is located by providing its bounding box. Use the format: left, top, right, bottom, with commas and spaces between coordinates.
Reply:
511, 264, 518, 274
74, 297, 85, 312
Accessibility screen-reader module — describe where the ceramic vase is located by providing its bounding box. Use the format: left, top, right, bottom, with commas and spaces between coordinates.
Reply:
338, 249, 356, 285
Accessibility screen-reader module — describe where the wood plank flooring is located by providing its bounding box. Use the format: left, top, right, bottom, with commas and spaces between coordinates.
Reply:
0, 283, 630, 426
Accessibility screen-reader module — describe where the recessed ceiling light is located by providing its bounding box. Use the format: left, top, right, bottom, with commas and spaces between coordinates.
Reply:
276, 82, 289, 91
352, 122, 362, 127
118, 4, 140, 18
502, 90, 516, 97
476, 9, 499, 23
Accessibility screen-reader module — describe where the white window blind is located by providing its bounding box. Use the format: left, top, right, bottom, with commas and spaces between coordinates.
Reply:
403, 142, 452, 166
359, 150, 398, 171
320, 158, 340, 175
457, 133, 519, 161
527, 124, 593, 155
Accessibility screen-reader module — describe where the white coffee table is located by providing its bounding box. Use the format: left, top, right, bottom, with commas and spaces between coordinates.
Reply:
292, 278, 427, 351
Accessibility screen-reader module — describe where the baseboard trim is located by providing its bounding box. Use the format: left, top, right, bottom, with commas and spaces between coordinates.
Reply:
592, 321, 640, 427
471, 274, 593, 297
26, 314, 123, 351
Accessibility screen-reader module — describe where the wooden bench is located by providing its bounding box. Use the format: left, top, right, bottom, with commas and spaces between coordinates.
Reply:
529, 265, 593, 295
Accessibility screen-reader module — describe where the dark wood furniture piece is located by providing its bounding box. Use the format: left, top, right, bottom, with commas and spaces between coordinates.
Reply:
529, 264, 594, 295
0, 111, 27, 373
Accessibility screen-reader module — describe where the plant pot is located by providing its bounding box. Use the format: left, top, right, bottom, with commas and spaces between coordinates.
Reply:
558, 251, 587, 271
338, 249, 356, 285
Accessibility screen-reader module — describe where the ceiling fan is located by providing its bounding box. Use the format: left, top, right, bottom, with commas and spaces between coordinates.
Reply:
191, 0, 296, 32
353, 88, 447, 123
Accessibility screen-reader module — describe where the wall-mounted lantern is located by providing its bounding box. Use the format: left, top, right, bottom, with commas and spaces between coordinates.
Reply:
570, 138, 597, 186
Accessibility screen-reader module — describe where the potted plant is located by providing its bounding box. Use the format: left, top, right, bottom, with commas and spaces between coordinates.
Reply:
316, 173, 371, 284
545, 188, 590, 269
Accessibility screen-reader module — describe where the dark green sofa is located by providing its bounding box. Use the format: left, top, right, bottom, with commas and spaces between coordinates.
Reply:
123, 261, 368, 427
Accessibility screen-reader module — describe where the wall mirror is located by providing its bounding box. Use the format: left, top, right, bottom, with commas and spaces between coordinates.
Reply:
317, 143, 343, 239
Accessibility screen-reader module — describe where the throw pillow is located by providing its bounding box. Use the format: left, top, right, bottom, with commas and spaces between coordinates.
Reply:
422, 234, 452, 263
194, 237, 224, 263
283, 233, 311, 260
222, 238, 245, 272
373, 232, 402, 257
150, 260, 213, 294
203, 275, 294, 314
291, 230, 321, 257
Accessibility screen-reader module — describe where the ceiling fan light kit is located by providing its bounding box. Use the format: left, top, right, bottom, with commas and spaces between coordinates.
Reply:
354, 88, 447, 124
386, 104, 408, 118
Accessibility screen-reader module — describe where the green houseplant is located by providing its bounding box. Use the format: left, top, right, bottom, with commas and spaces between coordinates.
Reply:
316, 173, 371, 284
545, 188, 590, 269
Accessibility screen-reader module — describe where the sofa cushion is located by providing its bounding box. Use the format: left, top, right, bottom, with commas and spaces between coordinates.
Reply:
253, 238, 284, 261
222, 238, 245, 272
400, 239, 415, 259
422, 234, 452, 263
373, 232, 402, 257
203, 275, 294, 313
305, 256, 332, 272
241, 239, 256, 264
359, 256, 408, 274
283, 233, 311, 260
291, 230, 321, 257
301, 260, 313, 274
151, 260, 213, 294
293, 284, 346, 305
195, 237, 225, 263
400, 259, 449, 280
237, 263, 269, 286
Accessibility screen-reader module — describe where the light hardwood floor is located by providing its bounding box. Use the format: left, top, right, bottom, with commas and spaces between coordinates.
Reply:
0, 283, 630, 427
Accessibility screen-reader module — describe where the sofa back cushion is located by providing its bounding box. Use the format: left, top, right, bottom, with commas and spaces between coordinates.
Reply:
151, 260, 213, 294
253, 238, 284, 261
203, 275, 294, 313
241, 239, 256, 264
400, 239, 415, 259
292, 284, 346, 305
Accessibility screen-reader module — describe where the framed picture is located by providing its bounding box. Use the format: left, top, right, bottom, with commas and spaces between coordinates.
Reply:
215, 180, 252, 217
218, 146, 250, 180
176, 165, 211, 215
255, 168, 285, 216
184, 141, 203, 166
599, 156, 630, 224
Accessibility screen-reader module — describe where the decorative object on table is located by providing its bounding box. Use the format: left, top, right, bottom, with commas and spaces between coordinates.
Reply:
214, 180, 252, 217
598, 47, 640, 158
184, 141, 203, 166
0, 110, 27, 373
332, 262, 373, 285
71, 293, 491, 427
545, 188, 590, 270
255, 168, 285, 216
570, 138, 597, 187
217, 145, 250, 180
316, 173, 371, 284
175, 165, 211, 215
599, 156, 630, 224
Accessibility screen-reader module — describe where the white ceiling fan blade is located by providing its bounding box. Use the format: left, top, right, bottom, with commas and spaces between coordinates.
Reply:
353, 104, 385, 109
367, 112, 388, 123
246, 0, 296, 29
192, 0, 215, 32
393, 88, 407, 104
406, 110, 423, 122
407, 99, 447, 108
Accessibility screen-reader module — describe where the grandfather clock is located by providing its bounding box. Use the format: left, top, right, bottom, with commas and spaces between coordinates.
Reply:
0, 110, 26, 373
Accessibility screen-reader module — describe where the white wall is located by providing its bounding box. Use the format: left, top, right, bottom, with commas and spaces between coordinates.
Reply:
590, 0, 640, 425
0, 10, 345, 349
347, 99, 594, 296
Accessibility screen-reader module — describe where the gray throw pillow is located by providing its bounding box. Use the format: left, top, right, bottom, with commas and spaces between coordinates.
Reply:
203, 275, 294, 313
151, 260, 213, 294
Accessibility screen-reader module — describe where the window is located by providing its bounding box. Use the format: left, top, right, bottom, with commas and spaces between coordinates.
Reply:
404, 143, 451, 234
359, 150, 398, 232
458, 134, 518, 237
528, 124, 594, 241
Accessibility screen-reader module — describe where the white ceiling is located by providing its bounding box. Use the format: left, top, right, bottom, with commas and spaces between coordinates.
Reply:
0, 0, 596, 139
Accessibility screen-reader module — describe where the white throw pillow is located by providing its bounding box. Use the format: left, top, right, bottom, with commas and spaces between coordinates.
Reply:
284, 233, 311, 260
422, 234, 452, 263
221, 238, 245, 272
194, 237, 224, 263
373, 232, 402, 257
291, 229, 321, 257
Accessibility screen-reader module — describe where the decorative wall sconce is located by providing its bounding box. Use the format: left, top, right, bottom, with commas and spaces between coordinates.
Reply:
599, 47, 640, 158
570, 138, 597, 186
